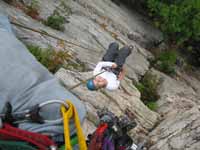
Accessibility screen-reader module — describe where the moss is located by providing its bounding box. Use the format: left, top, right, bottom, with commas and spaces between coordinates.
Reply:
146, 101, 158, 111
43, 10, 65, 31
135, 72, 160, 111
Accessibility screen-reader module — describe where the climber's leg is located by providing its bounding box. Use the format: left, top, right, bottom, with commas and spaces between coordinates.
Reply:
102, 42, 119, 62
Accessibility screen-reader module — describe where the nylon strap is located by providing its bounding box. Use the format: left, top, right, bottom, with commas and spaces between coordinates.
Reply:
61, 101, 87, 150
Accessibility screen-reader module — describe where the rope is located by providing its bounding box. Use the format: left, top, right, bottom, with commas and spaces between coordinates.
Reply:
0, 123, 57, 150
67, 70, 106, 90
10, 21, 102, 53
61, 100, 87, 150
10, 20, 107, 90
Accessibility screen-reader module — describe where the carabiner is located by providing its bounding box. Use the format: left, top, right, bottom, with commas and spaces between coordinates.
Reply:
38, 99, 69, 124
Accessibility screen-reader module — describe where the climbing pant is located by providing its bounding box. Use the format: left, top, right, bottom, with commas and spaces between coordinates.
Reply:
102, 42, 132, 75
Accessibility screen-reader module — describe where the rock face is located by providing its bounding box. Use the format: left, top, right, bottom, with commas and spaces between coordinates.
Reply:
55, 68, 160, 138
1, 0, 200, 149
0, 0, 158, 81
148, 69, 200, 150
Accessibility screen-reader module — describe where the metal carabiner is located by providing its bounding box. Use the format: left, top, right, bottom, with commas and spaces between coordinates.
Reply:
38, 99, 69, 124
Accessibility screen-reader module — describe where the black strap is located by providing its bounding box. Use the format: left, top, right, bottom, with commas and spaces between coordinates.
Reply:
2, 102, 16, 125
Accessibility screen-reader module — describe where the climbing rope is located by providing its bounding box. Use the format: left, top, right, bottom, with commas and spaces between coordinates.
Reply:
10, 20, 137, 95
10, 21, 103, 53
61, 100, 87, 150
10, 20, 108, 90
0, 123, 57, 150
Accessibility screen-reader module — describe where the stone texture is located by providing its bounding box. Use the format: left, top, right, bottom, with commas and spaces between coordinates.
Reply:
150, 69, 196, 115
149, 108, 200, 150
0, 0, 157, 81
55, 68, 160, 138
148, 69, 200, 150
1, 0, 200, 149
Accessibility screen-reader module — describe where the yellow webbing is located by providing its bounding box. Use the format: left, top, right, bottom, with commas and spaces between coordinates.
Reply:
61, 101, 87, 150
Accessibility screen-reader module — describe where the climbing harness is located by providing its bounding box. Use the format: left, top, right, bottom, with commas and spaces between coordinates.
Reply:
0, 123, 57, 150
61, 100, 87, 150
0, 99, 69, 124
67, 65, 122, 90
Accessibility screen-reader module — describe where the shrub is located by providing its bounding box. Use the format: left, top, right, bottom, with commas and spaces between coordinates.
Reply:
136, 72, 160, 111
146, 0, 200, 66
44, 11, 65, 31
147, 0, 200, 43
154, 51, 177, 75
27, 45, 71, 73
26, 45, 86, 73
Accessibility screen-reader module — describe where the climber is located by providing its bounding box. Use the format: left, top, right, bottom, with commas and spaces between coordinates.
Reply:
87, 42, 133, 91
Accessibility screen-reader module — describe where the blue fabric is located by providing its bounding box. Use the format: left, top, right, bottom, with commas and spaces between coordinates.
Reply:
0, 15, 86, 138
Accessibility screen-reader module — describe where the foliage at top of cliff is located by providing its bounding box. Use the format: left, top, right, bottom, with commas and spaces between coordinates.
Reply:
147, 0, 200, 43
147, 0, 200, 66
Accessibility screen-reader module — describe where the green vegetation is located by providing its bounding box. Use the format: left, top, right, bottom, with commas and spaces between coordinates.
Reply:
136, 72, 160, 111
146, 0, 200, 66
27, 45, 86, 73
147, 0, 200, 43
146, 101, 158, 111
153, 51, 177, 75
27, 45, 71, 73
43, 10, 66, 31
